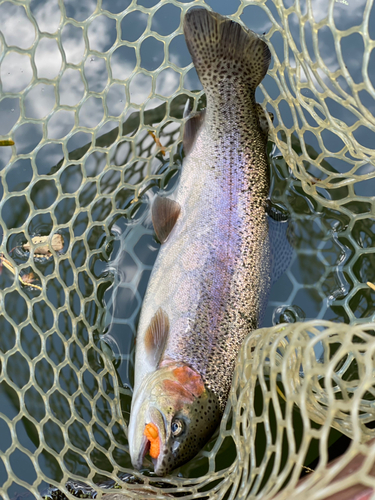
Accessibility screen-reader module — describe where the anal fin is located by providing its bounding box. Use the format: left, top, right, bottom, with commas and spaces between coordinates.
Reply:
183, 109, 206, 156
144, 308, 170, 367
152, 196, 181, 244
268, 214, 294, 286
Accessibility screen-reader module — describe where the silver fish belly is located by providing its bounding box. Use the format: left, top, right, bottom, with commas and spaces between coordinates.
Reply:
128, 7, 272, 476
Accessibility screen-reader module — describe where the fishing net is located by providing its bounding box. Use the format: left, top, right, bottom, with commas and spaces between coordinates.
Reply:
0, 0, 375, 498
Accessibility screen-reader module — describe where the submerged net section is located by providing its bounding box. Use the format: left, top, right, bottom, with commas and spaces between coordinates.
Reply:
0, 0, 374, 498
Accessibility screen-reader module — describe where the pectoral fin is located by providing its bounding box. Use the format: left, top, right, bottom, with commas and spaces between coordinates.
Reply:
152, 196, 181, 244
144, 308, 170, 367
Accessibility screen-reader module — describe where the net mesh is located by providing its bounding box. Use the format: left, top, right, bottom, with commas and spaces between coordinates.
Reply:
0, 0, 375, 498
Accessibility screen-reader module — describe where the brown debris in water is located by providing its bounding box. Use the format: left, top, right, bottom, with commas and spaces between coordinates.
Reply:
23, 234, 64, 257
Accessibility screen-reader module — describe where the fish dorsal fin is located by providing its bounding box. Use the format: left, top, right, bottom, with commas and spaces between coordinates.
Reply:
144, 308, 170, 366
183, 110, 206, 156
152, 196, 181, 244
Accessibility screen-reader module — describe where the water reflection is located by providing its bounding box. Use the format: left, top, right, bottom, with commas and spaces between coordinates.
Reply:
0, 0, 374, 497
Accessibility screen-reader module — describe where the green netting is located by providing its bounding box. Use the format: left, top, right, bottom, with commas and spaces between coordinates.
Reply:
0, 0, 375, 498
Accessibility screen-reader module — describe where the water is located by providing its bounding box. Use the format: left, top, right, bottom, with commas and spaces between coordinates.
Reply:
0, 0, 374, 498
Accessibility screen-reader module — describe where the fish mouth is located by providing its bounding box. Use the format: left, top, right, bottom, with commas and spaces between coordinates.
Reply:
133, 434, 150, 470
152, 455, 169, 477
131, 407, 167, 472
146, 408, 167, 474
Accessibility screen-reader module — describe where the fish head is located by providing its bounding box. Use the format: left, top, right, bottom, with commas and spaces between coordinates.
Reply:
128, 363, 221, 476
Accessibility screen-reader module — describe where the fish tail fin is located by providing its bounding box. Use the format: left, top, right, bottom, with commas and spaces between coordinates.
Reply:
183, 8, 271, 92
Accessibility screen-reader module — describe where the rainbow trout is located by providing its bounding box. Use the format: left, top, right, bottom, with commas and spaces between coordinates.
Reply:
128, 7, 272, 475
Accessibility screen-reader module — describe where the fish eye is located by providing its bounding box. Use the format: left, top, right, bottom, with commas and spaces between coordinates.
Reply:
171, 418, 184, 437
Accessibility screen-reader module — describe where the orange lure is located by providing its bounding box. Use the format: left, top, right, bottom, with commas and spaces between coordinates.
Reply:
144, 423, 160, 458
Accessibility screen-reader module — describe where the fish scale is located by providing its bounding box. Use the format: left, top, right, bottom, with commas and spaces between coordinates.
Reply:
129, 7, 273, 475
160, 128, 271, 410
